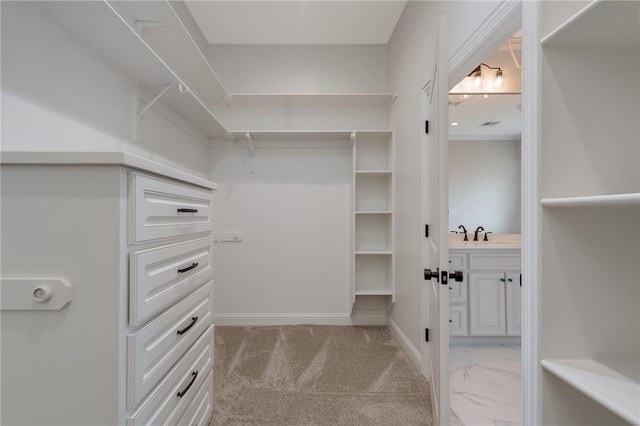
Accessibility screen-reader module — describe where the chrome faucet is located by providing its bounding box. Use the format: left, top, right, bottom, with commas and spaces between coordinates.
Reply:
473, 226, 485, 241
458, 225, 468, 241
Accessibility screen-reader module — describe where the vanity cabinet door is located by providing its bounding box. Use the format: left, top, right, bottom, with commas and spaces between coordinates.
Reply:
469, 272, 506, 336
506, 272, 522, 335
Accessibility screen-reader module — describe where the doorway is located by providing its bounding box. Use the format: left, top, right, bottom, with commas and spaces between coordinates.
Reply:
447, 31, 523, 426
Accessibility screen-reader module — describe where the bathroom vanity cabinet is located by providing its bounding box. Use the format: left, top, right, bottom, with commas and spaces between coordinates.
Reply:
449, 248, 521, 337
0, 152, 217, 426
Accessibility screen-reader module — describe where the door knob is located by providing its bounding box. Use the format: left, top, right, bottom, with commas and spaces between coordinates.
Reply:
449, 271, 463, 282
424, 268, 439, 281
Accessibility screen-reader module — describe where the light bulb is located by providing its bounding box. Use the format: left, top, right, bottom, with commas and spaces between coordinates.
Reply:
494, 70, 504, 89
473, 71, 482, 89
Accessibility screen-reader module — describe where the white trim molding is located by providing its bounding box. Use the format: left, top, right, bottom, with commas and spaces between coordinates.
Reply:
388, 318, 422, 372
448, 0, 522, 90
521, 2, 539, 425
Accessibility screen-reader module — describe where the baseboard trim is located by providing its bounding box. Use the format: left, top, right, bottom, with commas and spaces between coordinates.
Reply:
213, 313, 387, 326
387, 318, 422, 371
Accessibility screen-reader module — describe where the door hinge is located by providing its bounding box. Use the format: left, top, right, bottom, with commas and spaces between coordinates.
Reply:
425, 120, 429, 134
425, 328, 429, 342
425, 224, 429, 238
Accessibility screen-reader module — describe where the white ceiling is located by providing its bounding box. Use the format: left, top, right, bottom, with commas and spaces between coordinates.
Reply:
448, 94, 522, 140
184, 1, 407, 45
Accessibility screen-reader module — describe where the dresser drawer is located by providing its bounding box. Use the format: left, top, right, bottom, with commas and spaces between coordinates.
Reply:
127, 326, 213, 426
130, 173, 214, 244
171, 370, 213, 426
127, 282, 212, 408
130, 237, 213, 326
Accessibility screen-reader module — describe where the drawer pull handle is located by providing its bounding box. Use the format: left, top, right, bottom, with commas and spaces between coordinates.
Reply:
177, 371, 198, 398
177, 316, 198, 335
178, 262, 199, 274
177, 208, 198, 213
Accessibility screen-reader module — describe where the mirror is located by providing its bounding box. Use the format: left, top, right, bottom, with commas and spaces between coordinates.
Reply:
448, 94, 522, 234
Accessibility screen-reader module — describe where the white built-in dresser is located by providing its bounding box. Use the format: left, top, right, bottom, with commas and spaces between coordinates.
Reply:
0, 152, 216, 425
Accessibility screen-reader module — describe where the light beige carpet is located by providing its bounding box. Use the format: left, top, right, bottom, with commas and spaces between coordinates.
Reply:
211, 325, 433, 425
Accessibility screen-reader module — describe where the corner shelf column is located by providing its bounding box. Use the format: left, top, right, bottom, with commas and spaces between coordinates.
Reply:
352, 131, 395, 303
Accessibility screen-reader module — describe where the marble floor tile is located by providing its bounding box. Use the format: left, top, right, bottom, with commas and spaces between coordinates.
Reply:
449, 342, 521, 426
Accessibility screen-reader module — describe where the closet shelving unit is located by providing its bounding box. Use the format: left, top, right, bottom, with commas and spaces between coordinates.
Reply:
537, 1, 639, 424
352, 131, 395, 302
38, 0, 229, 139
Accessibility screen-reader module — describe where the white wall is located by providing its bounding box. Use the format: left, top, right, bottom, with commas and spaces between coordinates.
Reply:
1, 2, 209, 178
208, 45, 388, 94
386, 0, 507, 361
449, 139, 521, 234
209, 142, 353, 323
205, 44, 393, 323
207, 44, 391, 131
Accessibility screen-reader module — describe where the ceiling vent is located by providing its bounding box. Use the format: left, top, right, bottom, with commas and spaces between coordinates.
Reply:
479, 121, 501, 127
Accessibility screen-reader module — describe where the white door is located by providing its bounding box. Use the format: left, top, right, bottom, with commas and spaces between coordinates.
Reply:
421, 14, 452, 426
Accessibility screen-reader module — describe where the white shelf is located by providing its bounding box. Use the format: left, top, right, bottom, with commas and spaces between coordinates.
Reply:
227, 130, 352, 141
38, 1, 227, 139
355, 290, 393, 296
224, 93, 396, 107
0, 151, 217, 189
355, 251, 393, 255
541, 193, 640, 208
110, 1, 229, 106
541, 359, 640, 425
355, 211, 392, 215
541, 0, 640, 48
355, 170, 392, 176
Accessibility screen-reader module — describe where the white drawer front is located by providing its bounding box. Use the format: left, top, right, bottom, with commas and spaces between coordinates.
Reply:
127, 282, 212, 409
172, 370, 213, 426
468, 252, 521, 270
130, 237, 213, 326
127, 326, 213, 426
449, 305, 468, 336
449, 253, 467, 270
131, 173, 213, 243
448, 274, 468, 304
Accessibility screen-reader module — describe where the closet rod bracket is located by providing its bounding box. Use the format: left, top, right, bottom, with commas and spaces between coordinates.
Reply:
137, 82, 189, 119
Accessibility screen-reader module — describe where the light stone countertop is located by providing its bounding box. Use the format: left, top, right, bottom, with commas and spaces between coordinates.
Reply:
449, 233, 521, 249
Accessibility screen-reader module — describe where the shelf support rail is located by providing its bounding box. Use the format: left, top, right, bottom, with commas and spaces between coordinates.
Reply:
134, 20, 177, 35
245, 132, 255, 174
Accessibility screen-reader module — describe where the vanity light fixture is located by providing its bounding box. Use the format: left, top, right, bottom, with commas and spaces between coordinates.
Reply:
459, 94, 472, 100
466, 63, 504, 90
